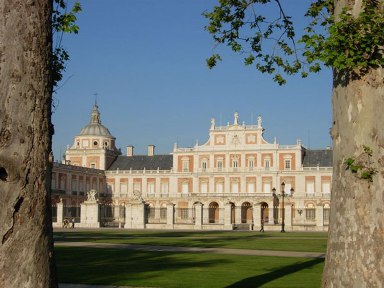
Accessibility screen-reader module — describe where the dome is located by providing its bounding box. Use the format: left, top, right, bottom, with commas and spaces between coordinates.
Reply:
79, 123, 113, 137
78, 104, 115, 138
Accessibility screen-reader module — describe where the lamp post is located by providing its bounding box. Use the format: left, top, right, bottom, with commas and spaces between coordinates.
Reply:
281, 182, 286, 232
274, 182, 294, 233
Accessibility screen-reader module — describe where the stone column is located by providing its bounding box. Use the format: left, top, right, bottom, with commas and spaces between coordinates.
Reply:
285, 204, 292, 229
269, 205, 275, 224
316, 203, 324, 229
55, 201, 64, 228
253, 203, 261, 231
79, 201, 100, 228
194, 203, 203, 230
224, 203, 233, 230
166, 203, 174, 229
235, 205, 242, 224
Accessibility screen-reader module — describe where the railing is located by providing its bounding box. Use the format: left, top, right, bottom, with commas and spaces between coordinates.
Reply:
52, 189, 66, 195
303, 167, 332, 171
105, 169, 172, 175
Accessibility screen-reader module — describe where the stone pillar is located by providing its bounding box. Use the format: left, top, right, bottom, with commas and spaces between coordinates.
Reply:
285, 204, 292, 229
269, 206, 275, 224
124, 201, 146, 229
253, 203, 261, 231
224, 203, 233, 230
235, 205, 242, 224
55, 201, 64, 227
194, 203, 203, 230
316, 203, 324, 229
79, 201, 100, 228
166, 203, 174, 229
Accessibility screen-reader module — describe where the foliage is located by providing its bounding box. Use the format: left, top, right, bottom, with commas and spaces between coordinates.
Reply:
52, 0, 82, 88
204, 0, 384, 84
345, 145, 377, 182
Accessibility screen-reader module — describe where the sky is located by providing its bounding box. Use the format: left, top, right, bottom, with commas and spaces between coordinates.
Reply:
52, 0, 333, 160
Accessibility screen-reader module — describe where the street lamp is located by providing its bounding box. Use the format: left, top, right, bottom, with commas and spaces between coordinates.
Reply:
281, 182, 286, 232
279, 182, 294, 232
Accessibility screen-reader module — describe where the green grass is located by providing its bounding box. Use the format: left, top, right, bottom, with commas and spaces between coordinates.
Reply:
55, 246, 324, 288
54, 230, 328, 253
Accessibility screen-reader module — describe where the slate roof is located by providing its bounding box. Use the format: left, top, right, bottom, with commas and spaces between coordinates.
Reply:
108, 155, 173, 171
302, 149, 333, 167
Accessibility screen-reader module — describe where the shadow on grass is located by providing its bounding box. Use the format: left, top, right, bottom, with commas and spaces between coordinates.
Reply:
56, 246, 230, 285
226, 257, 324, 287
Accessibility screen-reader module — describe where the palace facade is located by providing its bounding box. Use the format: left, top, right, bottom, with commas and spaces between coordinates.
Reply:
52, 104, 332, 231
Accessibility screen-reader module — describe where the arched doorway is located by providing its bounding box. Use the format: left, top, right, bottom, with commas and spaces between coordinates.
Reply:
241, 202, 252, 223
229, 202, 235, 224
209, 202, 219, 223
260, 202, 269, 223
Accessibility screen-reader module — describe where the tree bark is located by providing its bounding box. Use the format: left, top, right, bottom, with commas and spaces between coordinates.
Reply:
322, 3, 384, 287
0, 1, 57, 287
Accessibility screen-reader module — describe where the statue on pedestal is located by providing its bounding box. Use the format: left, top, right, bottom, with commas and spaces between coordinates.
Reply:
87, 189, 98, 202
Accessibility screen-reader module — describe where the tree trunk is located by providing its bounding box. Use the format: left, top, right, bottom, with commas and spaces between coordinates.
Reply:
323, 69, 384, 288
322, 3, 384, 286
0, 1, 57, 287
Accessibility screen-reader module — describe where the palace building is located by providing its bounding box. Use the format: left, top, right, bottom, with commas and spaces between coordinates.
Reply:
52, 104, 332, 231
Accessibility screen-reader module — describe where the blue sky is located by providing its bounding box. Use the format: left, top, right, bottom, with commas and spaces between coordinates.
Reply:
52, 0, 333, 160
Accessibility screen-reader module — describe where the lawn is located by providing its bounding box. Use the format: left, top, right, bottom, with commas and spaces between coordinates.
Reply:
55, 246, 324, 288
54, 229, 328, 253
54, 230, 327, 287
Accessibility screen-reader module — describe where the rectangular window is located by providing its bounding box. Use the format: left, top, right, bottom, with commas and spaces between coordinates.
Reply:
216, 182, 224, 193
107, 184, 114, 194
322, 181, 331, 194
233, 160, 238, 168
200, 182, 208, 193
249, 159, 254, 170
133, 182, 141, 192
179, 208, 189, 219
202, 161, 207, 171
284, 160, 291, 170
247, 182, 255, 193
265, 159, 270, 170
120, 183, 128, 194
71, 180, 77, 192
263, 182, 271, 193
160, 208, 167, 219
147, 182, 155, 194
306, 208, 316, 220
161, 182, 169, 194
231, 182, 239, 193
182, 160, 189, 172
306, 181, 315, 194
217, 160, 223, 171
182, 182, 189, 193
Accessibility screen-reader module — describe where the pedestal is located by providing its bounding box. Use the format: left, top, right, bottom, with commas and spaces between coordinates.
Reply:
194, 203, 203, 230
224, 203, 233, 230
166, 203, 174, 229
79, 201, 100, 228
253, 203, 261, 231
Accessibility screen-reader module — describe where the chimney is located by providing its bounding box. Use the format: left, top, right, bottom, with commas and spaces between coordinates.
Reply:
127, 145, 134, 157
148, 145, 155, 156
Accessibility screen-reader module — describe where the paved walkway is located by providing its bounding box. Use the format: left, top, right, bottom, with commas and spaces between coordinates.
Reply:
55, 241, 325, 258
